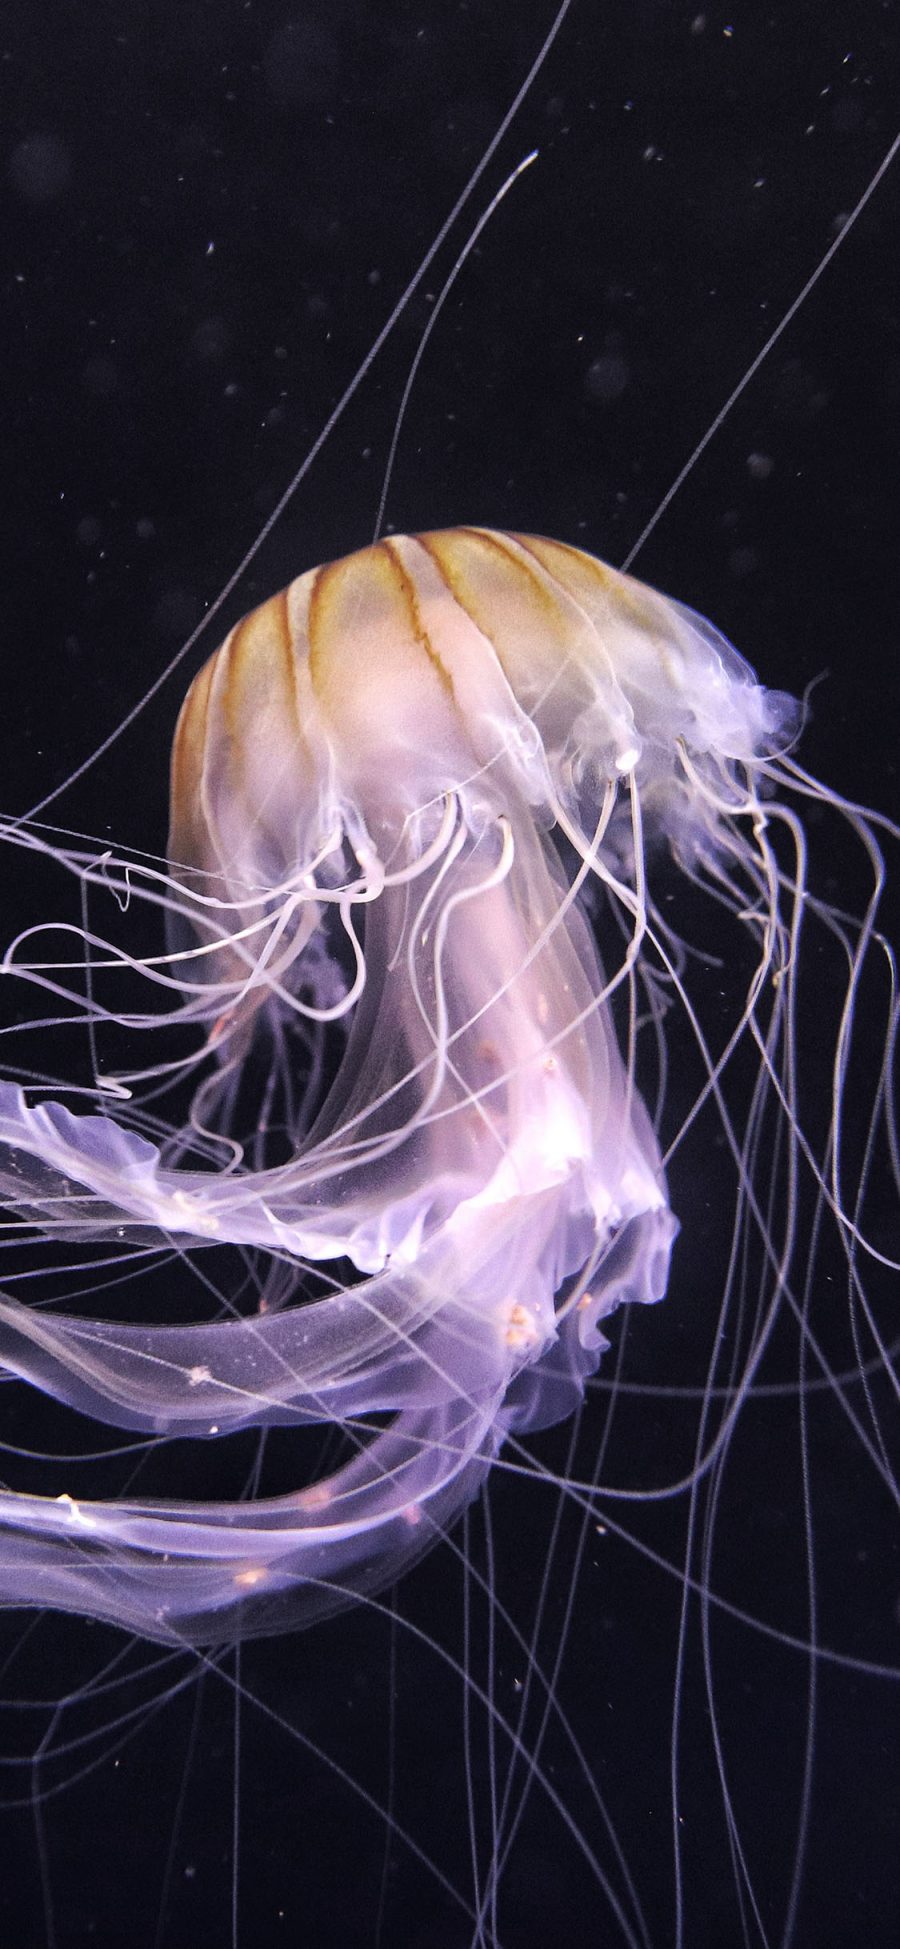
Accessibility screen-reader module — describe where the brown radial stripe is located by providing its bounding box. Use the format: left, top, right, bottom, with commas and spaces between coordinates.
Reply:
220, 585, 300, 750
380, 537, 454, 698
419, 527, 583, 684
510, 530, 612, 589
306, 540, 456, 707
169, 653, 216, 863
305, 556, 338, 702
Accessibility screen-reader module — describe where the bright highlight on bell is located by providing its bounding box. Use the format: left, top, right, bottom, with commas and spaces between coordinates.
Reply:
0, 528, 891, 1643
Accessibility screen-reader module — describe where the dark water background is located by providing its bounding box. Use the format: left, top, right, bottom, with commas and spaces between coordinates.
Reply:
1, 5, 898, 1947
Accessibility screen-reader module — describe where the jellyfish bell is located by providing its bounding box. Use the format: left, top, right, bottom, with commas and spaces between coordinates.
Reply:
0, 525, 834, 1645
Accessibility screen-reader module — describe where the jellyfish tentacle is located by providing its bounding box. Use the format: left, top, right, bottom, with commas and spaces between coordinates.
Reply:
3, 526, 858, 1642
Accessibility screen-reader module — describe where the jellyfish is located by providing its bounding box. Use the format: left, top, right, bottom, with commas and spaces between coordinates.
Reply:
3, 0, 898, 1933
2, 519, 876, 1655
0, 511, 897, 1949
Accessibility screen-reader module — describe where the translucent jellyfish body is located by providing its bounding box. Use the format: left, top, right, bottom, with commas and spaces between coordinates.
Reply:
0, 528, 860, 1642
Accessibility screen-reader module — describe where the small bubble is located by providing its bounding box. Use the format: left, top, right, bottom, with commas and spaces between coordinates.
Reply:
153, 585, 203, 639
9, 132, 71, 204
192, 315, 231, 362
585, 353, 630, 404
81, 356, 119, 399
262, 18, 338, 108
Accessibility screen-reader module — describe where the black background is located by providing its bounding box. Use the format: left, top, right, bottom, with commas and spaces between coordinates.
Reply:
1, 5, 898, 1948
